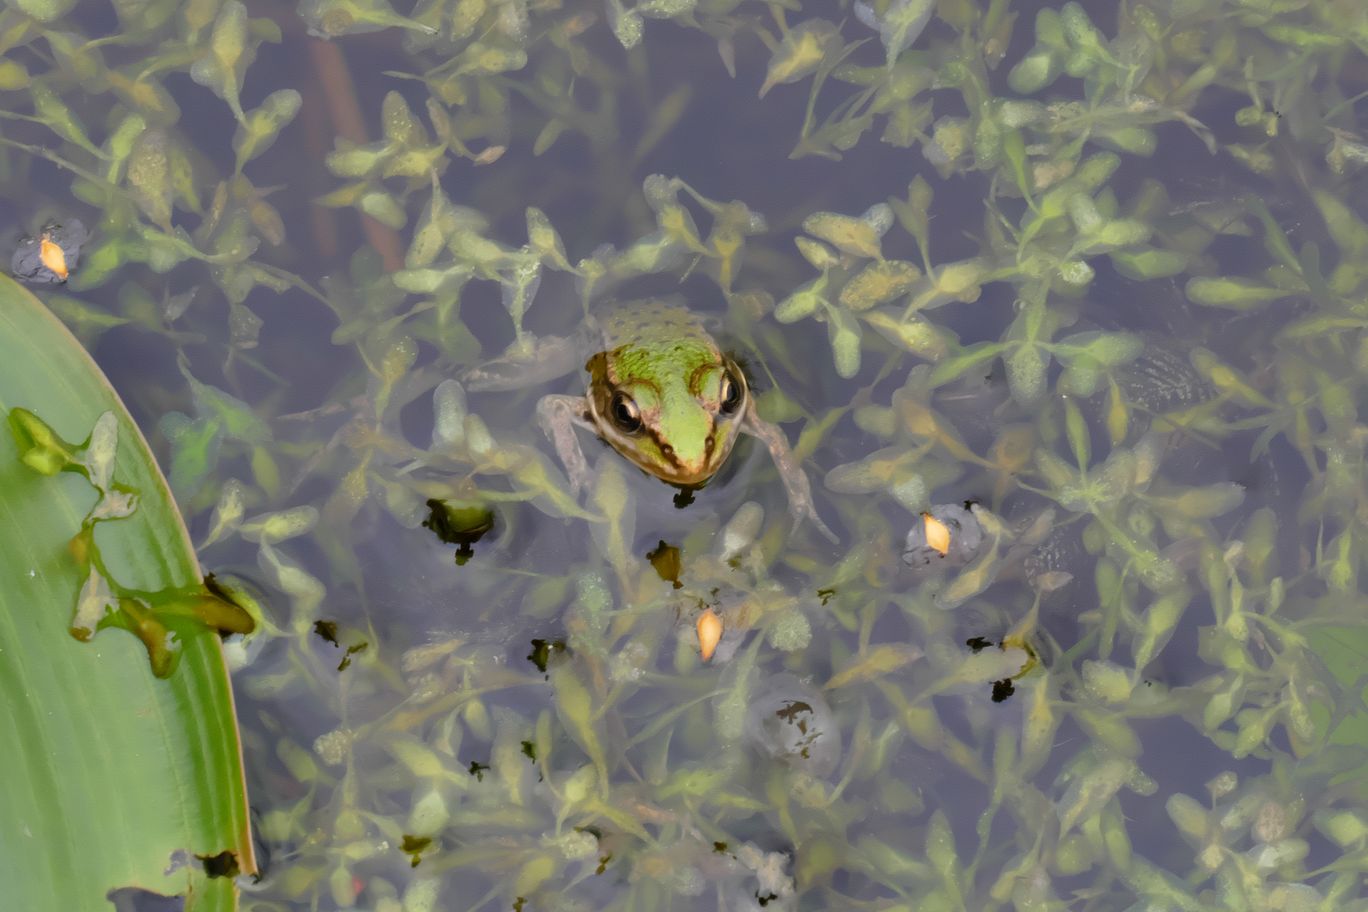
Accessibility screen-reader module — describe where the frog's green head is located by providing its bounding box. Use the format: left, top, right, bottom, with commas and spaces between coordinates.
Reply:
586, 349, 748, 487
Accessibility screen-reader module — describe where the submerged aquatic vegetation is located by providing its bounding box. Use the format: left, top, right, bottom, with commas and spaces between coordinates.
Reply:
2, 0, 1368, 909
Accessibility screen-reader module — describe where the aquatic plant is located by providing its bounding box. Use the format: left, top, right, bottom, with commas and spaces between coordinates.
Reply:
1, 0, 1366, 909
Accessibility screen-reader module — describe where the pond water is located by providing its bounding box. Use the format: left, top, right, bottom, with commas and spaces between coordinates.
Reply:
6, 0, 1368, 909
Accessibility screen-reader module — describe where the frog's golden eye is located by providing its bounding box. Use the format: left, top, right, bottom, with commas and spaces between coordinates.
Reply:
610, 391, 643, 434
719, 371, 744, 416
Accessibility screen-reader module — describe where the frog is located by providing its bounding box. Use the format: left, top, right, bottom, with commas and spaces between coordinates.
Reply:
460, 299, 837, 542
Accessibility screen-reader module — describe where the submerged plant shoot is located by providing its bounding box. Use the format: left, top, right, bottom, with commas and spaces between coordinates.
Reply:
3, 0, 1368, 909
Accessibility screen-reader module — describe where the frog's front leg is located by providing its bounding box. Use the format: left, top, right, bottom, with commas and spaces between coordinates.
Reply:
536, 394, 595, 495
740, 401, 839, 543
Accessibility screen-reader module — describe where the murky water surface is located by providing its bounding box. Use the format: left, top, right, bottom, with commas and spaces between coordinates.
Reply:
7, 0, 1368, 908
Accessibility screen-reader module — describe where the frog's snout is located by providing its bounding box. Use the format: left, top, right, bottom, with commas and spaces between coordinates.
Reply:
664, 446, 718, 485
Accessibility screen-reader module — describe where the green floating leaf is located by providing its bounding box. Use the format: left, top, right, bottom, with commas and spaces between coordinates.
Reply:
30, 82, 104, 159
233, 89, 302, 168
180, 360, 271, 445
10, 0, 78, 23
606, 0, 643, 48
824, 643, 923, 689
839, 259, 921, 311
759, 19, 839, 98
1008, 45, 1061, 94
795, 236, 840, 271
526, 207, 573, 272
1147, 482, 1245, 519
1007, 8, 1066, 94
1109, 248, 1187, 280
826, 302, 864, 378
188, 0, 253, 121
299, 0, 439, 38
0, 275, 253, 908
1056, 331, 1143, 368
888, 175, 933, 255
381, 90, 424, 146
854, 0, 933, 70
928, 341, 1008, 386
1184, 276, 1290, 310
803, 209, 887, 260
127, 126, 174, 228
774, 274, 830, 323
1313, 188, 1368, 257
0, 58, 26, 90
862, 311, 948, 360
551, 664, 609, 794
1006, 343, 1047, 405
454, 42, 527, 76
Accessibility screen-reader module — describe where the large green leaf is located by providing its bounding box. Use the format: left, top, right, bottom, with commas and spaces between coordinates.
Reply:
0, 275, 253, 910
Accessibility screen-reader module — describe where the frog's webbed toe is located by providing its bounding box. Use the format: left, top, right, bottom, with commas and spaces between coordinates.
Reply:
795, 499, 839, 544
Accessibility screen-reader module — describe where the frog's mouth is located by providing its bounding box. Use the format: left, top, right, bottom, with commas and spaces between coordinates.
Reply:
617, 447, 723, 488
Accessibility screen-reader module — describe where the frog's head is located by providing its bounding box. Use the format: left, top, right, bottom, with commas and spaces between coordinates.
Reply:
586, 349, 748, 487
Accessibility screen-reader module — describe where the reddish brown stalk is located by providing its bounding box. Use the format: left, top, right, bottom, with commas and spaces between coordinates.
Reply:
307, 38, 405, 273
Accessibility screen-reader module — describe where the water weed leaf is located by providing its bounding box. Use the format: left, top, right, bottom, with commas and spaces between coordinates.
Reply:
803, 207, 888, 260
774, 273, 830, 323
233, 89, 302, 170
1185, 276, 1291, 310
825, 643, 923, 690
5, 0, 1367, 907
825, 301, 865, 378
188, 1, 254, 122
854, 0, 933, 71
300, 0, 439, 37
759, 20, 840, 98
839, 259, 921, 311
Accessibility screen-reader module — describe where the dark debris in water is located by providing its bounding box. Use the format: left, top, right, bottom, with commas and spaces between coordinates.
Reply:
313, 620, 340, 646
313, 620, 367, 669
421, 497, 495, 565
401, 834, 432, 868
646, 539, 684, 588
527, 637, 567, 674
337, 641, 368, 671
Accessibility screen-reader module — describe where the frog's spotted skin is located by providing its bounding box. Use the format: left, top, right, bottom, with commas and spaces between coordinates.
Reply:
465, 299, 837, 542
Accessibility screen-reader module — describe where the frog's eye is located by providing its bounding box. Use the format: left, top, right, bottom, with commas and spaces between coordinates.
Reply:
719, 371, 744, 416
610, 392, 643, 433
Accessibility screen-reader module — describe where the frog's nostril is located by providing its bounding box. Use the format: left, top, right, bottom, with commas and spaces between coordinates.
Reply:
661, 443, 674, 458
704, 437, 715, 453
